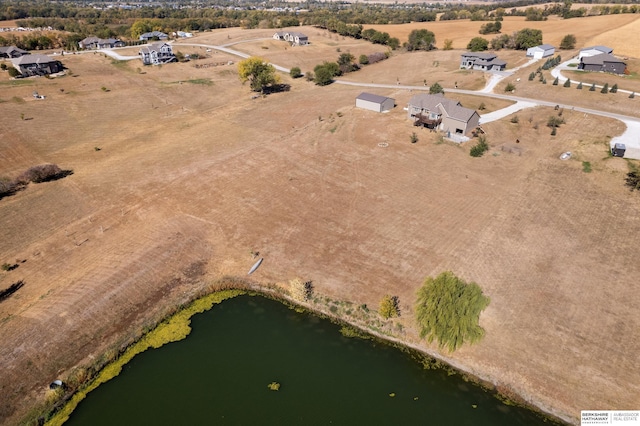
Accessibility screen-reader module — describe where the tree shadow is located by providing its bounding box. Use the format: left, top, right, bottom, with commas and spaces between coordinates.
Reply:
263, 84, 291, 95
0, 280, 25, 303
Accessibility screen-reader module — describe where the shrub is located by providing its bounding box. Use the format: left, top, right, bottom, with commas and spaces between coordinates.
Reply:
510, 115, 519, 124
563, 79, 571, 88
367, 52, 387, 65
379, 295, 400, 319
560, 34, 576, 50
601, 83, 609, 93
610, 84, 618, 93
429, 82, 444, 94
589, 83, 596, 91
577, 82, 583, 89
552, 76, 559, 86
0, 178, 21, 198
8, 67, 20, 78
478, 102, 486, 111
358, 54, 368, 65
528, 72, 535, 81
305, 71, 314, 82
443, 39, 453, 50
626, 172, 640, 191
630, 92, 635, 99
505, 82, 515, 92
289, 67, 302, 78
415, 271, 490, 352
0, 63, 6, 71
551, 126, 557, 136
467, 37, 489, 52
17, 164, 69, 184
547, 116, 564, 128
470, 135, 489, 157
582, 161, 592, 173
410, 132, 418, 144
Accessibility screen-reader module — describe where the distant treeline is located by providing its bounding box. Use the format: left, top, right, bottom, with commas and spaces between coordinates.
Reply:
1, 0, 639, 51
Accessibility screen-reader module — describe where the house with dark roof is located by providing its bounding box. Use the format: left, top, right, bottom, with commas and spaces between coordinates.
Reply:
0, 46, 29, 58
460, 52, 506, 71
407, 94, 480, 137
578, 45, 613, 60
355, 92, 395, 112
79, 36, 125, 49
273, 31, 308, 46
139, 31, 168, 42
11, 54, 62, 77
526, 44, 555, 59
139, 42, 176, 65
578, 53, 626, 75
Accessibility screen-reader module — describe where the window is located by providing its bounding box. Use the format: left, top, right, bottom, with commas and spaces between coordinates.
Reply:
455, 128, 463, 134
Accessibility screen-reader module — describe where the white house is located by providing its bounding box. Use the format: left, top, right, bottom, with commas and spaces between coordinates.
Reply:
139, 42, 176, 65
578, 45, 613, 60
526, 44, 555, 59
273, 31, 308, 46
355, 92, 395, 113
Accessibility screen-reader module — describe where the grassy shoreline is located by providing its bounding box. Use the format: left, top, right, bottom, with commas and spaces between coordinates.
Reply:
32, 279, 565, 426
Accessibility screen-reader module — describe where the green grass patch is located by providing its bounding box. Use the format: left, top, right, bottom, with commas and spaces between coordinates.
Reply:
582, 161, 592, 173
46, 289, 245, 426
185, 78, 214, 86
0, 79, 34, 87
415, 271, 490, 352
566, 63, 578, 68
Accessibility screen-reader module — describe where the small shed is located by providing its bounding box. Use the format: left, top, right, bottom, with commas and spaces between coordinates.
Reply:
612, 143, 626, 157
526, 44, 555, 59
355, 93, 395, 113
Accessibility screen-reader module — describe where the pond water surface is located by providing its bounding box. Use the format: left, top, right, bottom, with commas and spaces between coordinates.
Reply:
66, 295, 554, 425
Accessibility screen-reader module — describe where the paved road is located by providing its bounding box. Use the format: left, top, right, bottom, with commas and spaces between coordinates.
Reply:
105, 40, 640, 159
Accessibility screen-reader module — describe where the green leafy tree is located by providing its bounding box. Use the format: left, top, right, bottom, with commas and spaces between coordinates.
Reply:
429, 82, 444, 94
415, 272, 490, 352
467, 37, 489, 52
238, 57, 280, 93
358, 54, 369, 65
601, 83, 609, 94
610, 83, 618, 93
559, 34, 576, 50
514, 28, 543, 50
405, 29, 436, 51
563, 78, 571, 87
314, 62, 340, 86
289, 67, 302, 78
552, 76, 559, 85
528, 72, 535, 81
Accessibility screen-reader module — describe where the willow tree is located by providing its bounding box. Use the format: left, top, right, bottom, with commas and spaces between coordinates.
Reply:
415, 272, 490, 352
238, 57, 280, 93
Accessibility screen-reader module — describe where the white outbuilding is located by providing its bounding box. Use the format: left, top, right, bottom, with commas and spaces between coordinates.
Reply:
355, 92, 395, 113
526, 44, 555, 59
578, 45, 613, 60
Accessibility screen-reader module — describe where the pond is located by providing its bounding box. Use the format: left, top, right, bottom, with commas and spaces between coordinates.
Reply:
66, 295, 553, 425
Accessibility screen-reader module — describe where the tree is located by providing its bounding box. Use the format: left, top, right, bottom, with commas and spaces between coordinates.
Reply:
313, 62, 339, 86
577, 81, 583, 89
601, 83, 609, 94
514, 28, 543, 50
379, 295, 400, 319
337, 52, 356, 74
238, 57, 280, 93
552, 76, 559, 85
405, 29, 436, 51
429, 82, 444, 95
528, 72, 535, 81
358, 54, 368, 65
479, 21, 501, 35
410, 132, 418, 144
8, 67, 20, 78
470, 135, 489, 157
415, 271, 490, 352
505, 82, 515, 92
610, 83, 618, 93
559, 34, 576, 50
467, 37, 489, 52
443, 39, 453, 50
289, 67, 302, 78
490, 34, 511, 50
563, 78, 571, 87
589, 83, 596, 91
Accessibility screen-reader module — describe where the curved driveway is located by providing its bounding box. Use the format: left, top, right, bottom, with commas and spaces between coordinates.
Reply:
123, 40, 640, 159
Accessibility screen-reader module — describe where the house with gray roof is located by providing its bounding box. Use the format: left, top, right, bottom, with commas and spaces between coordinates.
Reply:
139, 31, 168, 42
273, 31, 308, 46
355, 92, 395, 112
460, 52, 506, 71
0, 45, 29, 58
139, 42, 176, 65
526, 44, 555, 59
578, 53, 626, 75
407, 94, 480, 137
79, 36, 125, 50
11, 54, 62, 77
578, 45, 613, 60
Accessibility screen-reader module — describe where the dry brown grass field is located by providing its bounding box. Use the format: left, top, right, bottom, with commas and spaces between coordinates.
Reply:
1, 24, 639, 426
364, 15, 640, 57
